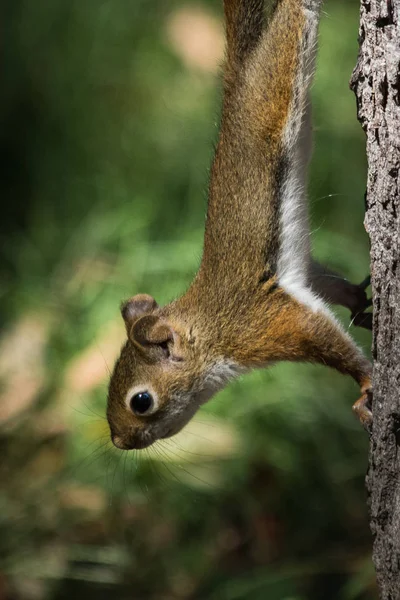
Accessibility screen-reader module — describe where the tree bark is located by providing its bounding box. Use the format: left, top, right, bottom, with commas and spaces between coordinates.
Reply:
350, 1, 400, 598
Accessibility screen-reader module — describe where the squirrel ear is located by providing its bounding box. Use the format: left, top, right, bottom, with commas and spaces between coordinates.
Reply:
131, 315, 179, 360
121, 294, 158, 330
130, 315, 184, 361
132, 315, 173, 347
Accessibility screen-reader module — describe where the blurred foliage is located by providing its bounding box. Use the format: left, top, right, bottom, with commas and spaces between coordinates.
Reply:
0, 0, 377, 599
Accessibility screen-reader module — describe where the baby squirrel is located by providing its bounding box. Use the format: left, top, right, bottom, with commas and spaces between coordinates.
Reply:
107, 0, 373, 450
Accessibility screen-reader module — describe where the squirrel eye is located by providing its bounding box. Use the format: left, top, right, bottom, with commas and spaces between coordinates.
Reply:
129, 391, 154, 416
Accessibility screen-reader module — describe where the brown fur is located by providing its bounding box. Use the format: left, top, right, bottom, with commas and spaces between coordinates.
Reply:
205, 1, 307, 280
107, 0, 372, 450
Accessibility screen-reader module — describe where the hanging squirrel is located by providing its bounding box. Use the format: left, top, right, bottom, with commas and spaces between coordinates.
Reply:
107, 0, 373, 451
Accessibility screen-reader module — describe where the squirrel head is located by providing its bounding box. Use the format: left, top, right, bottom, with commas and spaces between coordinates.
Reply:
107, 293, 236, 450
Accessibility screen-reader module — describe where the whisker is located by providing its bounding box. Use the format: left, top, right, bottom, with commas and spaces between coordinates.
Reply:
66, 436, 111, 479
175, 429, 216, 444
68, 405, 101, 420
155, 443, 212, 489
122, 451, 132, 506
110, 448, 125, 505
160, 438, 217, 467
96, 342, 112, 377
146, 445, 170, 490
311, 192, 342, 204
152, 444, 186, 489
82, 399, 106, 421
135, 449, 151, 501
347, 313, 358, 330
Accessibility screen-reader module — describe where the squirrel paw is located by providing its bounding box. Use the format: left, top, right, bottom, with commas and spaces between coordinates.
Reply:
352, 385, 373, 432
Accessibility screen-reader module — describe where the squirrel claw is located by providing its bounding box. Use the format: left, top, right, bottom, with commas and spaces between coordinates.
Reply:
352, 390, 373, 432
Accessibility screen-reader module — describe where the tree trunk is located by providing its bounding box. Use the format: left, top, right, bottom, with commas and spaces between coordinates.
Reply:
350, 0, 400, 597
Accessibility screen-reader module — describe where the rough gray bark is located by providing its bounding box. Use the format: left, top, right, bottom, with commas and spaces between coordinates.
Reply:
350, 0, 400, 597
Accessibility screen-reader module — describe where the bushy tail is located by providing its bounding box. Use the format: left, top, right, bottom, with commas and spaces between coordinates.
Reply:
224, 0, 265, 68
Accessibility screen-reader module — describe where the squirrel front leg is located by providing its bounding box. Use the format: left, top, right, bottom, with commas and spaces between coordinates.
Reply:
234, 291, 372, 426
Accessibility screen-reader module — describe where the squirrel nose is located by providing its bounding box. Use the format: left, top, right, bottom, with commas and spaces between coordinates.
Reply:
111, 432, 153, 450
112, 435, 128, 450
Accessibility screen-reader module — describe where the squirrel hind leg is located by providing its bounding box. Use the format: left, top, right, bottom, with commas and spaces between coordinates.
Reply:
310, 261, 373, 330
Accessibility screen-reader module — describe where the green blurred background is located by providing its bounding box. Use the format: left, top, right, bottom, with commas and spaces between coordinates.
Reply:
0, 0, 376, 598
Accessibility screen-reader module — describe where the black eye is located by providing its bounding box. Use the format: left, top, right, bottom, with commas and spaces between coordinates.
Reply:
130, 391, 154, 415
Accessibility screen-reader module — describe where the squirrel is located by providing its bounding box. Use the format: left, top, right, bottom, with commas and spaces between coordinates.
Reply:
107, 0, 373, 451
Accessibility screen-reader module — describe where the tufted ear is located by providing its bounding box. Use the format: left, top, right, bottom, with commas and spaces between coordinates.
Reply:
130, 314, 183, 362
120, 294, 158, 331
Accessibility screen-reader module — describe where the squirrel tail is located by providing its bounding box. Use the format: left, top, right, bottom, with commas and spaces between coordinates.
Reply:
223, 0, 265, 70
